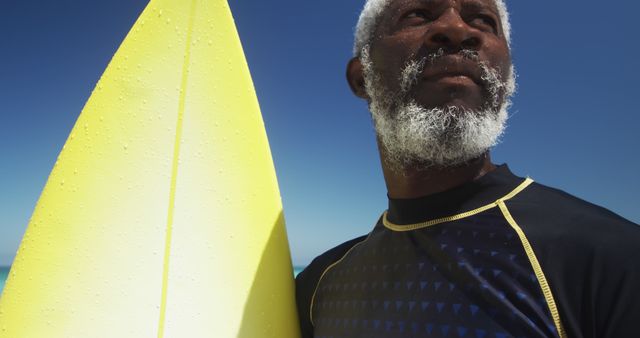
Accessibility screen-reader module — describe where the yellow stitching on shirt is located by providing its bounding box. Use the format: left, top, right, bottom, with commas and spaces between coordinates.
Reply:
497, 200, 567, 338
383, 204, 496, 231
309, 232, 372, 327
383, 178, 534, 232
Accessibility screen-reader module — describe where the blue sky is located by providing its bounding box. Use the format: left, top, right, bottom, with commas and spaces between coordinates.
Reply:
1, 0, 639, 267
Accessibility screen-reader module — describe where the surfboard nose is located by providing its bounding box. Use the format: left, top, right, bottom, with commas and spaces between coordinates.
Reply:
0, 1, 300, 337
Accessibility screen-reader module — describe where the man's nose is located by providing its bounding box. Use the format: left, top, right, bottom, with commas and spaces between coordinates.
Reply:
425, 9, 481, 51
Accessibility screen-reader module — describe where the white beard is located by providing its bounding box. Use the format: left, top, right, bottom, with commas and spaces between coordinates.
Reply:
361, 47, 515, 170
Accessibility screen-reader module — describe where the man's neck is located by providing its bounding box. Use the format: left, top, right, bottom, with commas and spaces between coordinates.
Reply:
382, 152, 496, 199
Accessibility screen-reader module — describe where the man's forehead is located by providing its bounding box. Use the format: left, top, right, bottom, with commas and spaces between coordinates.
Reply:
380, 0, 502, 26
353, 0, 511, 55
385, 0, 500, 12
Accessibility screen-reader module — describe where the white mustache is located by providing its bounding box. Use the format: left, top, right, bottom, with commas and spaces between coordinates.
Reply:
399, 49, 513, 111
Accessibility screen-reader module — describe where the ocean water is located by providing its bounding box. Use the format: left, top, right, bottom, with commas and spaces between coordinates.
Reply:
0, 267, 9, 294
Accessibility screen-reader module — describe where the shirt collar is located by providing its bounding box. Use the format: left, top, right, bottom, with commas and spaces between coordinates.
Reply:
385, 164, 524, 225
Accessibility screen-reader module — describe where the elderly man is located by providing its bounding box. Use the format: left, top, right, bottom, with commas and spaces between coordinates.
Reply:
295, 0, 640, 337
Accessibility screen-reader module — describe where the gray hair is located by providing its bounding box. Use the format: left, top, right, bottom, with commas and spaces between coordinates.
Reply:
353, 0, 511, 56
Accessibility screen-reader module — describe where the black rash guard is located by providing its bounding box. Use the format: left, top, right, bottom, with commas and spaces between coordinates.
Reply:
296, 165, 640, 338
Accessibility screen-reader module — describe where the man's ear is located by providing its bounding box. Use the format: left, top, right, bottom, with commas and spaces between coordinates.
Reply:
346, 57, 369, 100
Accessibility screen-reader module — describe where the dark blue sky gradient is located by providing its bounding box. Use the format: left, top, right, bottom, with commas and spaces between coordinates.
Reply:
1, 0, 639, 266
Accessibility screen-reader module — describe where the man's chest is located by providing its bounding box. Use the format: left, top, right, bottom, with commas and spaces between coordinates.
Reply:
311, 212, 560, 338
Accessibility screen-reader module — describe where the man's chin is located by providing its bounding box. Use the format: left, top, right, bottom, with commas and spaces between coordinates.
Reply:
372, 99, 508, 172
383, 148, 490, 173
410, 94, 489, 113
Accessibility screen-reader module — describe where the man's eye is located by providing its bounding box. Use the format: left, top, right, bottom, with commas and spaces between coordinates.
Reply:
403, 10, 431, 23
471, 15, 497, 31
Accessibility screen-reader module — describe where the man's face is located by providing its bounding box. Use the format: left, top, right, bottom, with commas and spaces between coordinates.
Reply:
368, 0, 512, 111
350, 0, 515, 169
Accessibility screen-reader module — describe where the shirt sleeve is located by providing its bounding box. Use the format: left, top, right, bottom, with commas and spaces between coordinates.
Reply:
295, 235, 368, 338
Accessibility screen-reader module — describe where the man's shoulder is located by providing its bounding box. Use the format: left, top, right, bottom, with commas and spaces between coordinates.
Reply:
296, 234, 369, 288
509, 180, 640, 337
517, 180, 637, 225
294, 235, 369, 337
509, 179, 640, 259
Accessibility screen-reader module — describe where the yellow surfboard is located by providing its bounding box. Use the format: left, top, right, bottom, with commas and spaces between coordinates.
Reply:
0, 0, 300, 337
